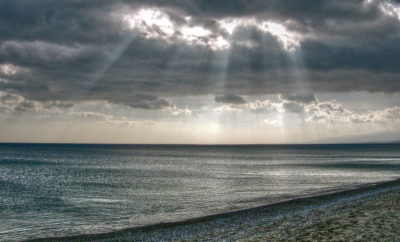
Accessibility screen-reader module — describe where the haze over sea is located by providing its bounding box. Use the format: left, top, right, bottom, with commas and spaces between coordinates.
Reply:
1, 143, 400, 241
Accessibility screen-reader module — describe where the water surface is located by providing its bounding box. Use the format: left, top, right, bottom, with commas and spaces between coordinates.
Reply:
1, 143, 399, 240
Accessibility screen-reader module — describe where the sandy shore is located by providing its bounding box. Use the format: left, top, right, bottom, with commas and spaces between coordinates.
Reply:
28, 179, 400, 242
243, 185, 400, 241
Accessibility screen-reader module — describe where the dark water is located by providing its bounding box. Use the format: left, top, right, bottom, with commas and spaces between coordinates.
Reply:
0, 143, 399, 241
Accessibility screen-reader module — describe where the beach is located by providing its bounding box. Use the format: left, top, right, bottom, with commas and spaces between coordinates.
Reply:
28, 179, 400, 242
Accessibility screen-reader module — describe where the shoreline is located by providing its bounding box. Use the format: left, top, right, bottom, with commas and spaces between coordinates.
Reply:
27, 178, 400, 241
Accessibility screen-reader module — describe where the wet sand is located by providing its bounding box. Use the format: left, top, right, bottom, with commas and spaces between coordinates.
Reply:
28, 179, 400, 242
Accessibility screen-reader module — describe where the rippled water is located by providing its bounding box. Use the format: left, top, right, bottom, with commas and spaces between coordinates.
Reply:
1, 143, 399, 240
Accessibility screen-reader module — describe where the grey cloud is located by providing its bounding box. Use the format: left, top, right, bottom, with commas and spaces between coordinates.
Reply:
350, 106, 400, 123
305, 100, 400, 124
213, 96, 400, 125
0, 0, 400, 110
280, 93, 316, 104
0, 0, 125, 45
215, 99, 282, 114
382, 106, 400, 120
128, 0, 380, 21
301, 38, 400, 72
0, 91, 73, 113
283, 102, 304, 113
72, 111, 113, 121
120, 94, 171, 110
215, 94, 246, 104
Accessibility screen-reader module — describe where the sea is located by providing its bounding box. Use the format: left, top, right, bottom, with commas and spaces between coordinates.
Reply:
1, 143, 399, 241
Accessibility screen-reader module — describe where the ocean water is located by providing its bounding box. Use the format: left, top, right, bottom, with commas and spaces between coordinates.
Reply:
1, 143, 400, 241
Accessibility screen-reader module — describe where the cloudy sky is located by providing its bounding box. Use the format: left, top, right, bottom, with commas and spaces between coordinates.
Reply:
0, 0, 399, 144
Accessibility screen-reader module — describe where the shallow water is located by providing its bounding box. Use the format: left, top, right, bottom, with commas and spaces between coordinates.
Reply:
0, 143, 399, 241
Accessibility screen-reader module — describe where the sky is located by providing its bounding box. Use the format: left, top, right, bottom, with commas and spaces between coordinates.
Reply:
0, 0, 400, 144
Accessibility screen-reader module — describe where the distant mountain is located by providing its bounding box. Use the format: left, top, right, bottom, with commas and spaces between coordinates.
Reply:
312, 130, 400, 144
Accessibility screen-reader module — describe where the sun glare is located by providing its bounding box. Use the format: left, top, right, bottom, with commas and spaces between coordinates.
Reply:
380, 1, 400, 20
219, 19, 241, 34
181, 26, 210, 38
260, 22, 300, 51
123, 8, 302, 52
0, 63, 27, 76
126, 9, 175, 37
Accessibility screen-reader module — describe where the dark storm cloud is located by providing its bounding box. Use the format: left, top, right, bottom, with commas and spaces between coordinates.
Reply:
301, 38, 400, 72
1, 0, 400, 109
0, 0, 124, 45
215, 94, 246, 104
114, 94, 171, 109
127, 0, 379, 20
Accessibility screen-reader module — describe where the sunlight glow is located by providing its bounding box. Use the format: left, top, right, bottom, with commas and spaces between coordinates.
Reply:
218, 19, 242, 34
123, 8, 301, 51
181, 26, 210, 38
260, 22, 300, 51
0, 64, 25, 76
264, 118, 283, 127
126, 9, 175, 38
124, 8, 229, 50
380, 1, 400, 20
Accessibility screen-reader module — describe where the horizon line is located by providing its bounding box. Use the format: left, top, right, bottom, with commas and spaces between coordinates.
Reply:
0, 142, 399, 146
